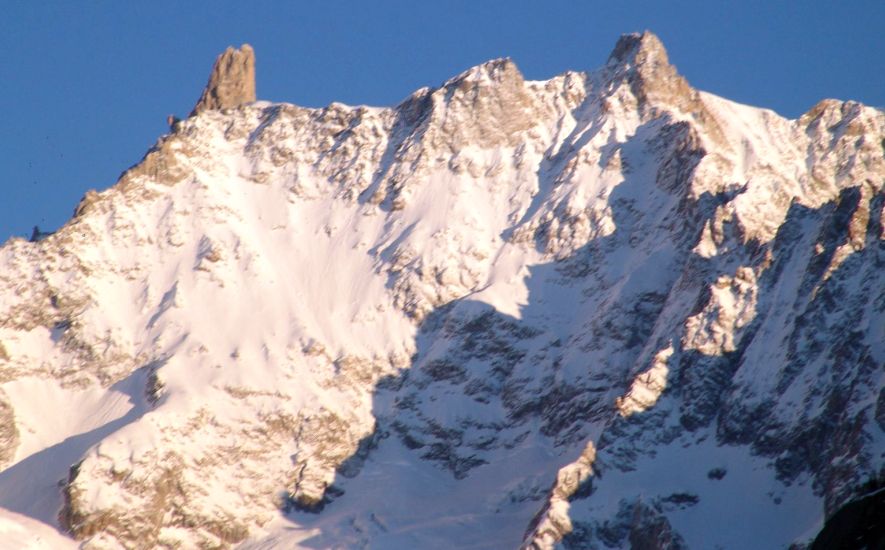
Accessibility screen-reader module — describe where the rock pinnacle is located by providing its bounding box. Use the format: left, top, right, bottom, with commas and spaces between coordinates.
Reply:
190, 44, 256, 116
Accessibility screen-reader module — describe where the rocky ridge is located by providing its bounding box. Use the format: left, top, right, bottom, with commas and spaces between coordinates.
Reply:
0, 32, 882, 549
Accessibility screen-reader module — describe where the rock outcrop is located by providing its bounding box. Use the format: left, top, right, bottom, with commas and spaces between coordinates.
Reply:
190, 44, 256, 116
0, 389, 18, 469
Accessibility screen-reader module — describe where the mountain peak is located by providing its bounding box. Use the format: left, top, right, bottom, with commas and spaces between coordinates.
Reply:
190, 44, 256, 116
607, 30, 670, 69
443, 57, 523, 90
418, 56, 534, 149
604, 31, 711, 125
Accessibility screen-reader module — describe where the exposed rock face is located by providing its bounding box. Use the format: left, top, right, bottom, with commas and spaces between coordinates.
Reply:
190, 44, 256, 116
522, 442, 597, 549
0, 32, 882, 549
0, 389, 18, 469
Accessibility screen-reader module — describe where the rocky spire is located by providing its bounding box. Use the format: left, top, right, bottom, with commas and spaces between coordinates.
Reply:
190, 44, 256, 116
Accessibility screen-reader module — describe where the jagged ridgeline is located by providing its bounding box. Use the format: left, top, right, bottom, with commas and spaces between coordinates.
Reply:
0, 32, 882, 549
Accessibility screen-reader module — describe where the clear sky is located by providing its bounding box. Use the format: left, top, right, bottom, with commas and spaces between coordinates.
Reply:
2, 1, 883, 242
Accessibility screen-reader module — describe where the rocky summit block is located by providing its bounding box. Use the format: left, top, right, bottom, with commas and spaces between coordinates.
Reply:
190, 44, 256, 116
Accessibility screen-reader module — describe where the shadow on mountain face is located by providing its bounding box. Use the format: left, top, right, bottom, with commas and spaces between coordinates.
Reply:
284, 108, 883, 547
0, 366, 153, 527
719, 188, 884, 516
284, 116, 732, 546
553, 188, 884, 549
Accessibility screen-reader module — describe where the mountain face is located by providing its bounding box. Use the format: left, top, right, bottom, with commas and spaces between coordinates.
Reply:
0, 31, 883, 549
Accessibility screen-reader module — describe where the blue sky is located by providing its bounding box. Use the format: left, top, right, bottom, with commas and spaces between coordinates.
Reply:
2, 1, 883, 242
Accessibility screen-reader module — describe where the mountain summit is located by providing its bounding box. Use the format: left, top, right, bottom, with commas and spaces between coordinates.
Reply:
0, 32, 882, 549
190, 44, 256, 116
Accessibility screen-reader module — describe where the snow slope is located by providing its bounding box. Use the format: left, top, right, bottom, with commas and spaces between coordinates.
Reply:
0, 32, 882, 549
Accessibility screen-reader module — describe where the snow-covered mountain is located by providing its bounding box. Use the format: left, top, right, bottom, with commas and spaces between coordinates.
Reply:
1, 31, 883, 549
